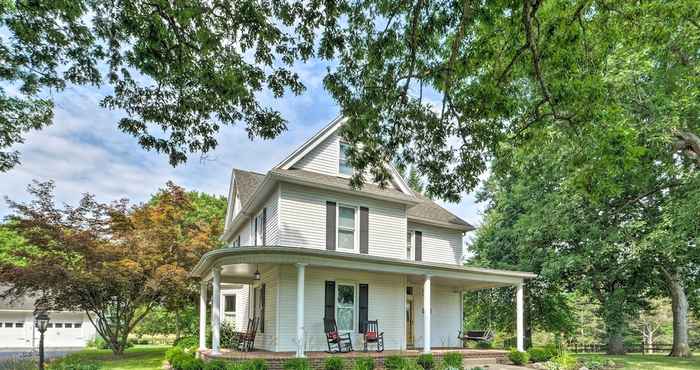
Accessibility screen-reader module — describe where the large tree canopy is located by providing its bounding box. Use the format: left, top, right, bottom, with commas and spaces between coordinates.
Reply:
0, 181, 225, 354
3, 1, 698, 200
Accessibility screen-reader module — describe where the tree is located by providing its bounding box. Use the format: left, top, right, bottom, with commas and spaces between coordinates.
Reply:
0, 181, 222, 354
633, 299, 673, 354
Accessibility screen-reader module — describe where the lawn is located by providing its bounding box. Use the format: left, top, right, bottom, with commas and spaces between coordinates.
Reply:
577, 353, 700, 370
50, 345, 169, 370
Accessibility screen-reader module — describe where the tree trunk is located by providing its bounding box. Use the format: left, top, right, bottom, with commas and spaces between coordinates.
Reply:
667, 272, 691, 357
607, 331, 626, 355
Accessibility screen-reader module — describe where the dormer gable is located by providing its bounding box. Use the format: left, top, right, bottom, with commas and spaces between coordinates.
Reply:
275, 117, 413, 195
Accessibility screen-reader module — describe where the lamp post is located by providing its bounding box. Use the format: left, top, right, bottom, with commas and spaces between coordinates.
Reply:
34, 308, 50, 370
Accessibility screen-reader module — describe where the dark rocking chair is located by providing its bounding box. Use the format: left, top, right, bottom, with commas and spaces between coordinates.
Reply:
362, 320, 384, 352
324, 318, 353, 353
458, 329, 494, 347
232, 317, 260, 352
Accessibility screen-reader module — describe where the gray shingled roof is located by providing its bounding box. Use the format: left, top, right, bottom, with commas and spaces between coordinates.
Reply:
270, 168, 417, 203
232, 167, 473, 230
407, 193, 474, 230
232, 169, 265, 206
0, 293, 37, 311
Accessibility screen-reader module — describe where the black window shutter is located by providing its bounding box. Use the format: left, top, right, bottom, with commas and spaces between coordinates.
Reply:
359, 284, 368, 333
262, 208, 267, 246
260, 284, 266, 333
359, 207, 369, 254
324, 281, 336, 319
415, 231, 422, 261
326, 202, 336, 250
253, 218, 257, 246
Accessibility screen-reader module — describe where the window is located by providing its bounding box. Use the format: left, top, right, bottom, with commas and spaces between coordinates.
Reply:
15, 322, 24, 328
406, 230, 414, 259
336, 284, 355, 332
47, 323, 53, 328
232, 235, 241, 248
4, 322, 11, 328
74, 323, 82, 329
55, 323, 63, 328
337, 206, 356, 251
224, 295, 236, 313
339, 142, 352, 175
253, 209, 265, 246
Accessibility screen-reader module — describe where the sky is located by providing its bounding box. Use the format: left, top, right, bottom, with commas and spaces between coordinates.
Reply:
0, 60, 487, 231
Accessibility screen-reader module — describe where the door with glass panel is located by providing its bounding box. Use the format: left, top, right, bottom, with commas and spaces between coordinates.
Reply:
336, 284, 355, 332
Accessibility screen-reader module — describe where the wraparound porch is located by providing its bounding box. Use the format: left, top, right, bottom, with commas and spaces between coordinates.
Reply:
190, 247, 535, 357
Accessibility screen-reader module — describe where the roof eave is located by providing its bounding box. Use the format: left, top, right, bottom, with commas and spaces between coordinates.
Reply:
408, 216, 475, 232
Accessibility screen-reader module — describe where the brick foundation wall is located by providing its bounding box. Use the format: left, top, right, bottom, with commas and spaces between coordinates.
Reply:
201, 352, 506, 370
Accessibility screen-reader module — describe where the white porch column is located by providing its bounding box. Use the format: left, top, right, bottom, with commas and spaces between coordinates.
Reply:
423, 275, 431, 353
211, 266, 222, 354
296, 263, 307, 358
199, 281, 208, 350
516, 282, 524, 352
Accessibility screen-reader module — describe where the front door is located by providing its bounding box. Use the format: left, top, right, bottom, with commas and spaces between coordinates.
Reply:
406, 287, 415, 348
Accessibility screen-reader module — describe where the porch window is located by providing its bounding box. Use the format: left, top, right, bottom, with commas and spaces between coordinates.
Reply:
339, 142, 352, 175
337, 206, 356, 251
224, 295, 236, 313
336, 284, 355, 332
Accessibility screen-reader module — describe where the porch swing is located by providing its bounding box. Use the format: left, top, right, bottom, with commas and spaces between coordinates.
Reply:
458, 289, 495, 346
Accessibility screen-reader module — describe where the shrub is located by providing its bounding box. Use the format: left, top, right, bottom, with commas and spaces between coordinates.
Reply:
243, 359, 269, 370
284, 358, 311, 370
204, 360, 229, 370
475, 341, 492, 349
527, 346, 557, 363
417, 354, 434, 370
166, 347, 187, 363
354, 357, 374, 370
442, 352, 463, 369
170, 351, 200, 370
0, 357, 36, 370
325, 357, 345, 370
507, 349, 529, 365
578, 356, 615, 370
175, 336, 199, 349
384, 356, 406, 370
543, 353, 576, 370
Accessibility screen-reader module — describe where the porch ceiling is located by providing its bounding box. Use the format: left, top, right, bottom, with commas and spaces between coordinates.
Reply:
192, 247, 536, 288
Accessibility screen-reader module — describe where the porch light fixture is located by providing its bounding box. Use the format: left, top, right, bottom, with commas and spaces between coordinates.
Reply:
254, 265, 261, 281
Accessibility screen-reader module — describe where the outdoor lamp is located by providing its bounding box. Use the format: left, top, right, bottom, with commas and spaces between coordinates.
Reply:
36, 310, 50, 332
34, 306, 50, 370
254, 265, 261, 280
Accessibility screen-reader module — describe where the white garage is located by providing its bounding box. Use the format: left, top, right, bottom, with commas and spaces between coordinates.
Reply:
0, 295, 96, 349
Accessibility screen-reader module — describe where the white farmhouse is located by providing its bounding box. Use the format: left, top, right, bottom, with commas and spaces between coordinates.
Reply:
191, 117, 535, 356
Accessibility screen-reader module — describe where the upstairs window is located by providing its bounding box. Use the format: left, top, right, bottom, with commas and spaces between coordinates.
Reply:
337, 206, 356, 251
406, 230, 414, 259
339, 142, 352, 176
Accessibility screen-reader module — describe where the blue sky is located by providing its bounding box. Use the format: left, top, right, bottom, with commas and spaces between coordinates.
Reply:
0, 60, 486, 230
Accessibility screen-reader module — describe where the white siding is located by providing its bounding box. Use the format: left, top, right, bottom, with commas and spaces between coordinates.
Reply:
275, 266, 406, 352
294, 132, 340, 176
229, 187, 280, 247
278, 183, 406, 258
220, 285, 248, 332
409, 222, 463, 265
413, 284, 462, 348
292, 131, 396, 188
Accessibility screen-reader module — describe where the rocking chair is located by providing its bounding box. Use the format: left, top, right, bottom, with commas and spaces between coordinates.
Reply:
458, 329, 494, 347
324, 318, 353, 353
362, 320, 384, 352
233, 317, 260, 352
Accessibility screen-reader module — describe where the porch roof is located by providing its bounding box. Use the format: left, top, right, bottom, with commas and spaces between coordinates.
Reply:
190, 246, 536, 288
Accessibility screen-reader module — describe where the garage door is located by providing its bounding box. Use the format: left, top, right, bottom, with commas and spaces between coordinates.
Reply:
0, 314, 31, 348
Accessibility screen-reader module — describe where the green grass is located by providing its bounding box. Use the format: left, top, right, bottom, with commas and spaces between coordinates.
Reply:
50, 345, 169, 370
577, 353, 699, 370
